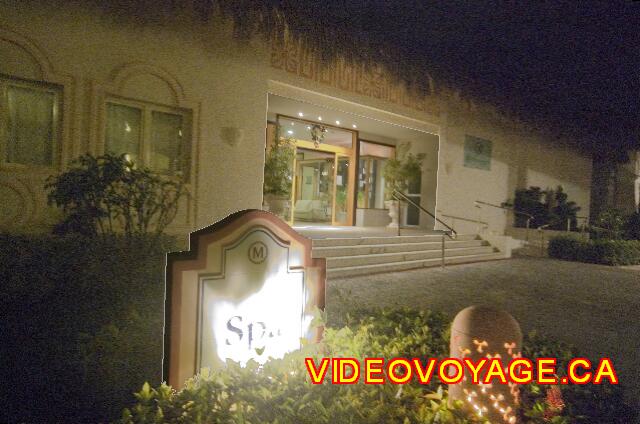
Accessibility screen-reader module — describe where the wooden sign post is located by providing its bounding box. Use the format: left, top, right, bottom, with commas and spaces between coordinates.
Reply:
163, 210, 326, 388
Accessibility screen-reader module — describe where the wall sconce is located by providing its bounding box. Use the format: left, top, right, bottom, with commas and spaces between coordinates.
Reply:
220, 127, 244, 146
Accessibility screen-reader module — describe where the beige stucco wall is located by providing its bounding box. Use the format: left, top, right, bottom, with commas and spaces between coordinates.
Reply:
437, 107, 592, 234
0, 3, 592, 237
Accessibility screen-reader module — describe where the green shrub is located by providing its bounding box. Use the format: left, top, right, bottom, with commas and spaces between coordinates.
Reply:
0, 233, 175, 423
624, 211, 640, 240
119, 308, 635, 424
591, 208, 628, 240
512, 186, 580, 230
46, 154, 186, 238
549, 236, 640, 265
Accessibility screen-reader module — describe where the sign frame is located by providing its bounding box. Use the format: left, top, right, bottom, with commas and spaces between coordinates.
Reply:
162, 209, 326, 388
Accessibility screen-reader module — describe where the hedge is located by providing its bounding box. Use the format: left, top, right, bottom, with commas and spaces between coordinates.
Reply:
548, 236, 640, 265
0, 233, 175, 423
120, 309, 636, 424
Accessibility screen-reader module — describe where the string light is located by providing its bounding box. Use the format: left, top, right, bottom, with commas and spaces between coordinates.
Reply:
457, 338, 520, 424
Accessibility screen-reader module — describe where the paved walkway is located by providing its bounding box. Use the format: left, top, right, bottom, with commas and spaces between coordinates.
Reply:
326, 257, 640, 405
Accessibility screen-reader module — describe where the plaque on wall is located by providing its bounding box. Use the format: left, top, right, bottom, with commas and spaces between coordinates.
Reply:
163, 209, 326, 388
464, 135, 493, 170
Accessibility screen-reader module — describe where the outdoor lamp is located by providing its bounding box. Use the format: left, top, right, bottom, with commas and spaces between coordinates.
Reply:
220, 126, 244, 146
449, 306, 523, 423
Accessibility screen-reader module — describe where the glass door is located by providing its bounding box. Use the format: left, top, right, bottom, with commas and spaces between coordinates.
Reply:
292, 148, 334, 225
404, 171, 422, 226
334, 155, 351, 225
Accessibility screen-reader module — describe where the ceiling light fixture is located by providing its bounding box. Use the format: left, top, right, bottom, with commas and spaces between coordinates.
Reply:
298, 112, 304, 117
352, 124, 357, 129
318, 116, 322, 121
335, 120, 341, 125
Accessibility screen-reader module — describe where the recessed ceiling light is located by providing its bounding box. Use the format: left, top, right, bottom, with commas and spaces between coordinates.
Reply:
352, 124, 357, 128
287, 130, 293, 135
306, 126, 311, 129
298, 112, 304, 117
290, 122, 294, 126
335, 120, 341, 125
318, 116, 322, 121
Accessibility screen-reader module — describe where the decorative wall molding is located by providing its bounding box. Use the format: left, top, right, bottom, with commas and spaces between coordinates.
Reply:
0, 178, 36, 229
109, 62, 187, 107
0, 27, 55, 79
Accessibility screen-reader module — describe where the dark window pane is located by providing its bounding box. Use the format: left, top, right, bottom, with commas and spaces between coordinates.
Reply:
105, 103, 142, 164
6, 86, 55, 165
151, 111, 189, 178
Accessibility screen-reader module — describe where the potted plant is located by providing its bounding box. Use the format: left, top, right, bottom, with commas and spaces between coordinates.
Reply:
263, 129, 295, 219
382, 142, 425, 228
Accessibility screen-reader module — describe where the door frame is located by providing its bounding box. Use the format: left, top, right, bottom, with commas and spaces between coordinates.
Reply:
278, 114, 357, 226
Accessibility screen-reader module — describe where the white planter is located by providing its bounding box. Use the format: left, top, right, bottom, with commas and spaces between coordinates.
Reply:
385, 200, 399, 228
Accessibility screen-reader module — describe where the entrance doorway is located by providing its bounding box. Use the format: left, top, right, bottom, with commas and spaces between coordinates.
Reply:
264, 93, 440, 230
265, 114, 356, 226
292, 149, 353, 225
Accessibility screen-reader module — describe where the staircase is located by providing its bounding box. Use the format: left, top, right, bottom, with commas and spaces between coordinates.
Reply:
312, 233, 503, 279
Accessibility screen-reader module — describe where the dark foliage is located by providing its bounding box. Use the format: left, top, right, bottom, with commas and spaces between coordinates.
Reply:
591, 209, 640, 241
119, 308, 635, 423
625, 212, 640, 240
513, 186, 580, 230
0, 234, 175, 423
549, 236, 640, 266
46, 154, 186, 238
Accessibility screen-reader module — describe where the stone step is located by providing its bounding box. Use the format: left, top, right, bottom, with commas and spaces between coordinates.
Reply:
313, 239, 488, 258
327, 252, 505, 279
311, 233, 478, 248
325, 246, 497, 268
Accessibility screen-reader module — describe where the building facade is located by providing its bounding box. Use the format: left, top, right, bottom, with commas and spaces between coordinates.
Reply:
0, 3, 593, 238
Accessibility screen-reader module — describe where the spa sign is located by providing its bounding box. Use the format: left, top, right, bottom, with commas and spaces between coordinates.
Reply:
163, 210, 326, 388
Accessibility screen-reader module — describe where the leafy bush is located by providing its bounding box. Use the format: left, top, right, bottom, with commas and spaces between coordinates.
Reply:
625, 211, 640, 240
383, 142, 426, 200
591, 208, 628, 240
590, 209, 640, 241
263, 131, 295, 197
46, 154, 186, 237
512, 186, 580, 230
549, 236, 640, 265
0, 233, 175, 423
119, 308, 634, 424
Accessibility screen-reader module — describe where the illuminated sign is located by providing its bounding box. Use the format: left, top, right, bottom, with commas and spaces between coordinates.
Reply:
163, 210, 325, 388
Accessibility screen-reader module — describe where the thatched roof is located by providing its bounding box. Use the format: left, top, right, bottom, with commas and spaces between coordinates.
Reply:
71, 1, 640, 157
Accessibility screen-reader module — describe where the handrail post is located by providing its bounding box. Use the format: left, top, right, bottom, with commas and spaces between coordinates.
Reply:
525, 218, 531, 242
397, 198, 401, 236
441, 233, 445, 269
540, 229, 545, 257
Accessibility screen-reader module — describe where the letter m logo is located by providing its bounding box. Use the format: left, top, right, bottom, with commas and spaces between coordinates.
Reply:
248, 241, 268, 264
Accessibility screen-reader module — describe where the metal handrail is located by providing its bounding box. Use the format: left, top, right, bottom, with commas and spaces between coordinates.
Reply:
392, 189, 457, 239
474, 200, 534, 220
475, 200, 534, 241
437, 211, 488, 226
